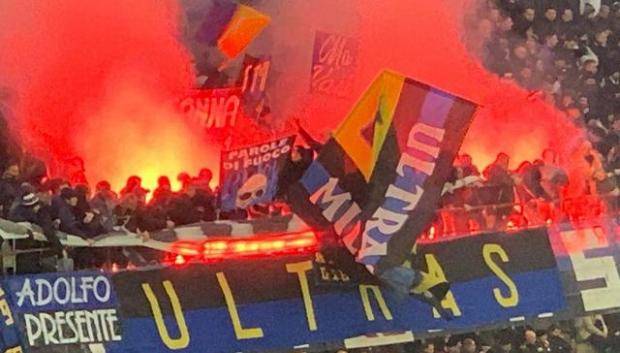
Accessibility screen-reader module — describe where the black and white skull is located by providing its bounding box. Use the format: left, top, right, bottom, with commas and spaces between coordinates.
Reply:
236, 173, 267, 209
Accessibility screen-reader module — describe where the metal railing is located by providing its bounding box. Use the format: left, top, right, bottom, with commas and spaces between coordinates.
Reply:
419, 192, 619, 242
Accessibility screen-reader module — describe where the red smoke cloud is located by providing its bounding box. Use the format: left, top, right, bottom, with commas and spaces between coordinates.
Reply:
257, 0, 586, 193
0, 0, 217, 191
0, 0, 588, 196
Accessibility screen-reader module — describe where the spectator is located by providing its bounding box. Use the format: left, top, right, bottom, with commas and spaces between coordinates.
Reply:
535, 330, 552, 353
116, 193, 174, 235
50, 179, 71, 220
0, 162, 20, 218
421, 341, 435, 353
90, 180, 118, 232
446, 336, 463, 353
559, 8, 580, 41
575, 315, 609, 353
484, 153, 514, 201
513, 6, 536, 37
177, 172, 191, 193
521, 329, 547, 353
534, 7, 559, 40
275, 145, 313, 201
547, 325, 572, 353
54, 188, 94, 242
9, 192, 64, 256
540, 149, 569, 200
462, 337, 478, 353
151, 176, 174, 209
193, 168, 214, 194
488, 331, 518, 353
600, 71, 620, 115
119, 175, 149, 205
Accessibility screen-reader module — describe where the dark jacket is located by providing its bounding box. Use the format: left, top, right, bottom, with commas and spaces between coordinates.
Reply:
166, 194, 201, 226
122, 206, 168, 233
54, 199, 88, 238
276, 148, 313, 200
548, 336, 571, 353
9, 204, 63, 254
0, 177, 20, 218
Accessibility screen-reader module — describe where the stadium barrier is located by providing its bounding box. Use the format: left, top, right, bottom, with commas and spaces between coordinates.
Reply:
0, 215, 618, 352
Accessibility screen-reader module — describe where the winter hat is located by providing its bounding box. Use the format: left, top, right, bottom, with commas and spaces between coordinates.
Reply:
21, 193, 39, 207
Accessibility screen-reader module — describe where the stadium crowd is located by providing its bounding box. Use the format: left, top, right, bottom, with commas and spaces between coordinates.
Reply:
427, 0, 620, 238
346, 314, 620, 353
0, 0, 618, 257
0, 3, 618, 353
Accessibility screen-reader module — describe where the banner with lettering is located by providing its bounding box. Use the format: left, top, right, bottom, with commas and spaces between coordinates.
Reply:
8, 219, 620, 353
547, 219, 620, 316
237, 54, 271, 120
310, 31, 358, 97
107, 227, 564, 353
219, 135, 295, 211
2, 272, 120, 353
0, 284, 23, 353
179, 88, 242, 129
289, 71, 478, 275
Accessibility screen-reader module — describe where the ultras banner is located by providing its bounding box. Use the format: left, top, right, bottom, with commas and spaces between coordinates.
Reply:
289, 71, 478, 273
219, 135, 295, 211
77, 228, 565, 353
11, 220, 620, 353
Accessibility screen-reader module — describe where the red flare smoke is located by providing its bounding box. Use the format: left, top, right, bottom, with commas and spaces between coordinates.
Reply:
0, 0, 217, 192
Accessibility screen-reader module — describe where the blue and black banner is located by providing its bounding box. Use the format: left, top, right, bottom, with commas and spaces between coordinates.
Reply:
219, 135, 295, 211
3, 220, 620, 353
288, 71, 478, 274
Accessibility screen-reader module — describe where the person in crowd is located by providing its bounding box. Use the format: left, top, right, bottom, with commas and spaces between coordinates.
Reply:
0, 162, 20, 218
54, 187, 95, 242
461, 337, 478, 353
521, 329, 547, 353
193, 168, 214, 194
90, 180, 118, 232
9, 191, 64, 256
115, 193, 174, 238
166, 182, 215, 225
547, 325, 572, 353
275, 145, 314, 201
49, 179, 71, 220
488, 331, 518, 353
445, 336, 463, 353
151, 176, 174, 209
512, 6, 536, 37
534, 7, 559, 40
540, 149, 569, 200
74, 184, 105, 237
177, 172, 192, 193
421, 341, 435, 353
483, 153, 515, 227
575, 315, 609, 353
119, 175, 149, 205
535, 330, 552, 353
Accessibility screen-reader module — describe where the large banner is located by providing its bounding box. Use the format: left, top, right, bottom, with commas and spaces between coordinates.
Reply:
219, 136, 295, 211
179, 88, 242, 129
548, 219, 620, 316
2, 272, 120, 353
310, 31, 358, 97
8, 220, 620, 352
290, 71, 478, 274
112, 228, 564, 353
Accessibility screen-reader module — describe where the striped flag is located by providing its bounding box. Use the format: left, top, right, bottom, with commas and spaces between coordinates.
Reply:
288, 71, 478, 276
